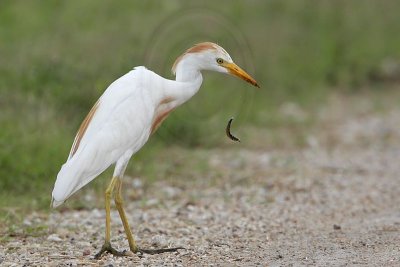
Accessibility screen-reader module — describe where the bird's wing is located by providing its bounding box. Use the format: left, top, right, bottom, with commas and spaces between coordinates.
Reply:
52, 67, 158, 207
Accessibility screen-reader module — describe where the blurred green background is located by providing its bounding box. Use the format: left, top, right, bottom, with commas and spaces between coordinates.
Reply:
1, 0, 400, 209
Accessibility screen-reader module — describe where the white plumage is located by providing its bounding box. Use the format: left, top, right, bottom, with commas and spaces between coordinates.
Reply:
50, 42, 258, 257
52, 66, 201, 206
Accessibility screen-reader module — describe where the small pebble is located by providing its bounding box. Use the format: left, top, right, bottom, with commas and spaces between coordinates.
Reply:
124, 251, 135, 257
22, 219, 32, 226
333, 224, 341, 230
151, 235, 168, 247
132, 178, 143, 188
82, 249, 91, 256
47, 234, 62, 242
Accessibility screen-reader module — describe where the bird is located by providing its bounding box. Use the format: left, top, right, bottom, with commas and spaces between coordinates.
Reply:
51, 42, 259, 258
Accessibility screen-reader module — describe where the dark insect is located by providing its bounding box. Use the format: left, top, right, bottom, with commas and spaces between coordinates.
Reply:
226, 118, 240, 142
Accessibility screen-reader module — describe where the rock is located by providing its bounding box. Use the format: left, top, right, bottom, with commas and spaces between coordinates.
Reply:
82, 249, 90, 256
333, 224, 341, 230
22, 218, 32, 226
47, 234, 62, 242
132, 178, 143, 188
162, 186, 182, 199
146, 198, 159, 206
151, 235, 168, 247
124, 251, 135, 257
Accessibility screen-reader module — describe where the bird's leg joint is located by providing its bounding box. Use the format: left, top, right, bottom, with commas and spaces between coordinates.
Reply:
105, 187, 113, 199
114, 192, 123, 206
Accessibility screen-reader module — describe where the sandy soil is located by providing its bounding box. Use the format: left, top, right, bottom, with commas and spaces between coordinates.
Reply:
1, 94, 400, 266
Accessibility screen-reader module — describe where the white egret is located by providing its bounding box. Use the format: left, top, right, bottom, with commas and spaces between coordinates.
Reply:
51, 42, 259, 258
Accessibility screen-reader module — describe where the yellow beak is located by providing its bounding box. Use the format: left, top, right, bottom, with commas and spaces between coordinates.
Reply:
223, 62, 260, 88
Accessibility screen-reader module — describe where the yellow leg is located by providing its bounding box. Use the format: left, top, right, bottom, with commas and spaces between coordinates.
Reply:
94, 176, 184, 259
94, 176, 126, 259
114, 178, 138, 253
105, 176, 118, 243
114, 178, 185, 255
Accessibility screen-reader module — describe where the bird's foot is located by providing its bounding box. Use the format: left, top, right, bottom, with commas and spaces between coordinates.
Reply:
94, 243, 185, 259
94, 242, 128, 259
136, 246, 185, 255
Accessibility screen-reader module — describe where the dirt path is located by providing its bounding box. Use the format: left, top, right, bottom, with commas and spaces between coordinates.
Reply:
1, 95, 400, 266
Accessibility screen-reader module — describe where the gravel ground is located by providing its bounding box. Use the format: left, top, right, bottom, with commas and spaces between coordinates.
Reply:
1, 95, 400, 266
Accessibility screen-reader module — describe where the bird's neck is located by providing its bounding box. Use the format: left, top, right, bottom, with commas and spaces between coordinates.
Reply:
166, 63, 203, 106
174, 53, 205, 83
156, 55, 204, 110
175, 67, 198, 82
172, 73, 202, 107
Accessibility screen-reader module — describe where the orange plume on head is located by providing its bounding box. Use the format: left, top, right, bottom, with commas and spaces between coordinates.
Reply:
172, 42, 219, 74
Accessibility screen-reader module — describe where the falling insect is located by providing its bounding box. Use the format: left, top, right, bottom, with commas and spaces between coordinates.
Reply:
226, 117, 240, 142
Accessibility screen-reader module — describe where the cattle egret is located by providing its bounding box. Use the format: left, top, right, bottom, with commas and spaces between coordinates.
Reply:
51, 42, 259, 258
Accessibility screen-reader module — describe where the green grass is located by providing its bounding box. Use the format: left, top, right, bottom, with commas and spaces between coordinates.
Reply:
1, 0, 400, 210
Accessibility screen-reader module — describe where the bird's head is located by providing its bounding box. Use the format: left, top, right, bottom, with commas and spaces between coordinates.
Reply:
172, 42, 259, 88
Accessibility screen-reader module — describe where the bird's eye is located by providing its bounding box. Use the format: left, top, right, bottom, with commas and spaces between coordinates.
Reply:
216, 58, 224, 64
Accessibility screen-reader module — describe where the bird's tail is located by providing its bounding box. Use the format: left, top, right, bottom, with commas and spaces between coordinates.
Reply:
51, 161, 80, 208
51, 139, 118, 208
51, 158, 100, 208
51, 197, 64, 208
